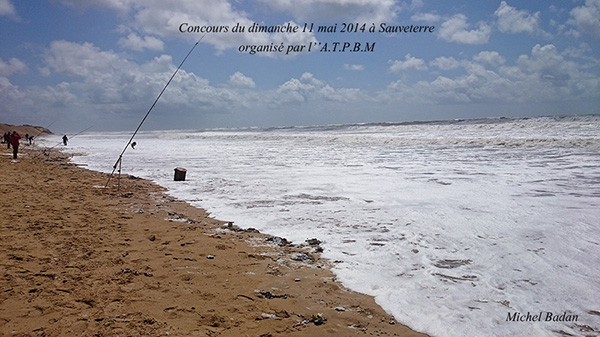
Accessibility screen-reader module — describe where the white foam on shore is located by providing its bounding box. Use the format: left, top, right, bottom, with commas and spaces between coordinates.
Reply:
41, 115, 600, 337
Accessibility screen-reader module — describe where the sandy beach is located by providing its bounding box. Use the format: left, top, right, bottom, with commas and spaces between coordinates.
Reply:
0, 141, 428, 336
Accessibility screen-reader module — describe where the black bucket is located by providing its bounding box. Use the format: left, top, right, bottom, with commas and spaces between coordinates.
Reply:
174, 167, 187, 181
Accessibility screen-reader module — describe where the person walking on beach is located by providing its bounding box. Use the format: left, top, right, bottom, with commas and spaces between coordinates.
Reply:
8, 131, 21, 159
62, 135, 68, 146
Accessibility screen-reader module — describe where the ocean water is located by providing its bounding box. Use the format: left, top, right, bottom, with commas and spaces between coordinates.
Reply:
41, 115, 600, 337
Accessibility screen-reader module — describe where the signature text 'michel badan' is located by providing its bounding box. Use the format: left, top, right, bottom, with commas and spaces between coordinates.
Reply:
507, 311, 578, 322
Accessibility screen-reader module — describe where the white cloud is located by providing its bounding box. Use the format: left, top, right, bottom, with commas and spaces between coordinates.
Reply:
410, 0, 424, 10
56, 0, 317, 56
0, 57, 27, 76
0, 76, 79, 124
56, 0, 134, 12
41, 40, 222, 108
344, 64, 364, 71
0, 0, 19, 20
0, 0, 14, 15
277, 72, 323, 102
430, 56, 461, 70
135, 4, 316, 57
562, 42, 593, 59
29, 41, 374, 126
390, 54, 428, 73
118, 33, 164, 51
273, 72, 366, 105
3, 39, 376, 128
259, 0, 397, 23
568, 0, 600, 40
494, 1, 540, 34
0, 77, 21, 103
516, 44, 577, 84
132, 0, 255, 48
383, 44, 600, 105
229, 72, 256, 89
438, 14, 491, 44
411, 12, 441, 23
473, 51, 505, 68
36, 82, 80, 108
44, 41, 124, 78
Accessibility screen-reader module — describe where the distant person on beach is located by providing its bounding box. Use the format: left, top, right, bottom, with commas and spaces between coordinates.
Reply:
62, 135, 68, 146
3, 132, 10, 149
8, 131, 21, 159
28, 135, 33, 145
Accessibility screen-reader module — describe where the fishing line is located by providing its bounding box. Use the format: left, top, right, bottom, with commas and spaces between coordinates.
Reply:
29, 118, 58, 141
104, 34, 207, 189
32, 125, 95, 159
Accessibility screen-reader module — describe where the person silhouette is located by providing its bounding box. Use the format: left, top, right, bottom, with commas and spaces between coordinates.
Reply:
9, 131, 21, 159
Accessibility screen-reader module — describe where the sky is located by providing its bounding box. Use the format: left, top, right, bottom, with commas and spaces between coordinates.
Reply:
0, 0, 599, 132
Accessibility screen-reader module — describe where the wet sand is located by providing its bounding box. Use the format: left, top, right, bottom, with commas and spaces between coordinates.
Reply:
0, 144, 429, 336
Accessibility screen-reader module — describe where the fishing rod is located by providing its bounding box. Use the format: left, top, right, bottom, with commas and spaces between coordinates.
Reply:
33, 124, 95, 159
27, 117, 58, 142
104, 34, 207, 190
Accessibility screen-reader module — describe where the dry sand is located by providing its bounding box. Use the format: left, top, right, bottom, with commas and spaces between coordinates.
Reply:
0, 144, 429, 336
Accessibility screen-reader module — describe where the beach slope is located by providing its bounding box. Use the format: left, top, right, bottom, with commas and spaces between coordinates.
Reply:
0, 146, 428, 336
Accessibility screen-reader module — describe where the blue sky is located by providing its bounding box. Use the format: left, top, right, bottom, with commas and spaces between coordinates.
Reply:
1, 0, 599, 131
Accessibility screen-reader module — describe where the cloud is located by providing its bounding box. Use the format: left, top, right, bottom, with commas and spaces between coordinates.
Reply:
409, 0, 424, 10
35, 82, 80, 108
276, 72, 323, 103
42, 40, 215, 108
383, 44, 600, 105
494, 1, 540, 34
438, 14, 491, 44
430, 56, 461, 70
44, 40, 125, 78
134, 4, 316, 57
0, 57, 27, 76
259, 0, 397, 23
390, 54, 427, 73
8, 41, 370, 128
3, 39, 372, 129
55, 0, 134, 12
568, 0, 600, 40
118, 33, 164, 51
56, 0, 317, 56
411, 12, 441, 23
472, 51, 505, 68
0, 0, 14, 15
273, 72, 366, 105
130, 0, 258, 50
0, 77, 23, 107
0, 0, 19, 20
0, 76, 80, 126
229, 72, 256, 89
344, 64, 364, 71
516, 44, 577, 85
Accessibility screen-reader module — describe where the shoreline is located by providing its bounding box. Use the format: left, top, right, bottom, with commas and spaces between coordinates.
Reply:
0, 145, 428, 336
